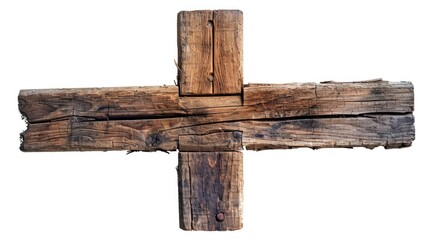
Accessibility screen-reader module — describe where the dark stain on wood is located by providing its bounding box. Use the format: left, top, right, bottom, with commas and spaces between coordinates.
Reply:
370, 87, 384, 96
255, 133, 264, 139
295, 118, 324, 130
146, 132, 164, 148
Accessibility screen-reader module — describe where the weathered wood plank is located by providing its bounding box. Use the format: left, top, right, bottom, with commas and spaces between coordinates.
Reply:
243, 114, 415, 150
179, 131, 242, 152
178, 95, 242, 109
18, 86, 183, 123
20, 114, 414, 152
19, 80, 415, 152
178, 152, 243, 230
177, 10, 243, 96
19, 81, 414, 124
178, 10, 213, 95
243, 81, 414, 117
213, 10, 243, 94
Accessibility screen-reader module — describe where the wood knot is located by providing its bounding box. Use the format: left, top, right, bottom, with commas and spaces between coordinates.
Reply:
147, 132, 164, 148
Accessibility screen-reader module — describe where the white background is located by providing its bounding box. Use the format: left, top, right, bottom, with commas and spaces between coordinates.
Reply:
1, 0, 428, 239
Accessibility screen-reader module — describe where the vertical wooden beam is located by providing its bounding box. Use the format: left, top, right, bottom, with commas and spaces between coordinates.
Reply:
178, 152, 243, 231
177, 131, 243, 231
177, 9, 244, 231
213, 10, 243, 95
178, 10, 213, 95
177, 10, 243, 96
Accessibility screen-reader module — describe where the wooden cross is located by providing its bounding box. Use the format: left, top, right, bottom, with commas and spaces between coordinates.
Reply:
19, 10, 415, 231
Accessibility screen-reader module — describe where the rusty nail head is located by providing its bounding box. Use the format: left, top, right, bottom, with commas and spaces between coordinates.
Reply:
216, 212, 225, 222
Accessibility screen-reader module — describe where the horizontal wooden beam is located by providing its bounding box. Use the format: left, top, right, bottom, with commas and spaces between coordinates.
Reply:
19, 80, 413, 123
19, 80, 415, 152
20, 114, 414, 151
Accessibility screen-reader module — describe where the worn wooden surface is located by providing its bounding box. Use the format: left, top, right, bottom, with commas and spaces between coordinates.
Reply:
19, 80, 414, 152
212, 10, 243, 94
20, 113, 414, 151
178, 10, 213, 95
177, 10, 242, 95
19, 81, 413, 123
179, 95, 242, 109
179, 131, 242, 152
17, 8, 416, 233
178, 151, 243, 231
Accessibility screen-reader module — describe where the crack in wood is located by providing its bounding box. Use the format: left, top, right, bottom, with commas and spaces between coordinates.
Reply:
19, 80, 414, 152
19, 113, 415, 152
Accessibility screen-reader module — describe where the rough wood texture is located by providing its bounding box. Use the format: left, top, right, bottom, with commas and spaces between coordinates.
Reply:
19, 81, 413, 123
19, 80, 414, 152
17, 9, 416, 233
19, 86, 182, 123
177, 10, 243, 95
178, 10, 213, 95
179, 95, 242, 109
178, 152, 243, 231
20, 114, 414, 151
213, 10, 243, 94
179, 131, 242, 152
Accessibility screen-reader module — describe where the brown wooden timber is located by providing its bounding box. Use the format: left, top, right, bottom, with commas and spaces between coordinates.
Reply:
179, 131, 243, 152
20, 113, 414, 151
178, 151, 243, 230
178, 10, 213, 95
19, 81, 413, 123
19, 80, 414, 152
17, 9, 416, 233
212, 10, 243, 94
177, 10, 243, 231
177, 10, 243, 95
179, 95, 242, 109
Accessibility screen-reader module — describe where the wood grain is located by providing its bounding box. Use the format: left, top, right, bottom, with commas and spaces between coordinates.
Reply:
177, 10, 243, 95
17, 8, 416, 233
19, 80, 414, 152
19, 81, 414, 123
213, 10, 243, 94
178, 10, 213, 95
178, 152, 243, 231
20, 114, 414, 152
18, 86, 182, 123
178, 95, 242, 109
179, 131, 242, 152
